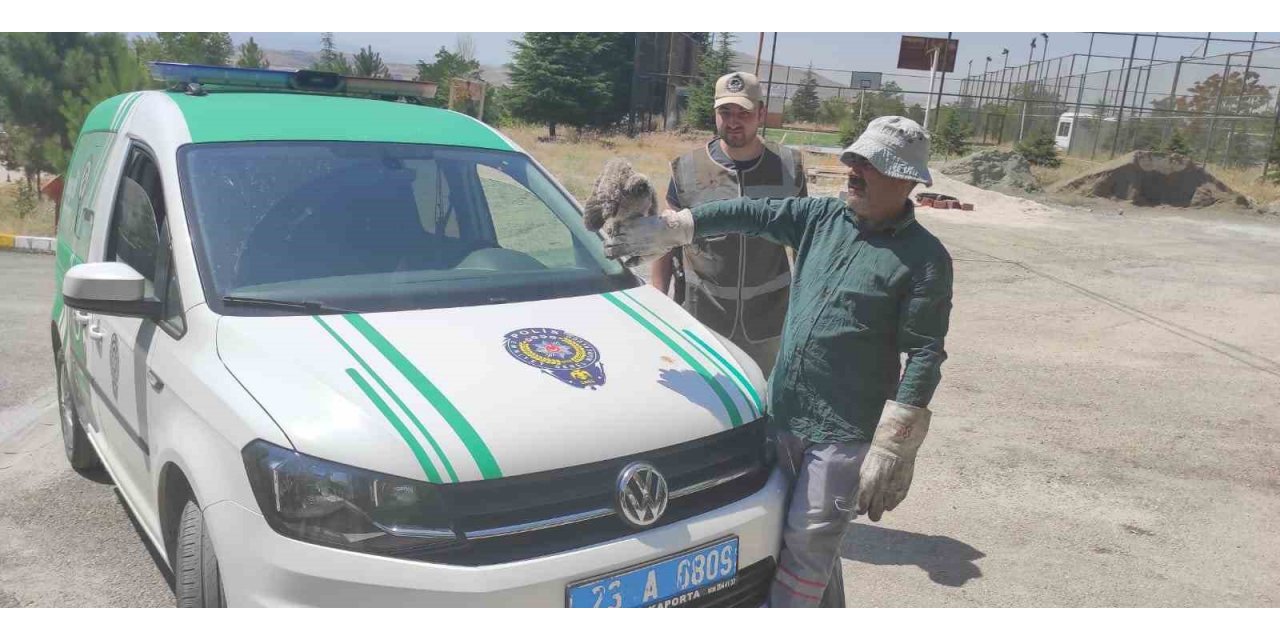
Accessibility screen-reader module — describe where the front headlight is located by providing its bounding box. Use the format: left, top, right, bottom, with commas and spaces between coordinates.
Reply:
242, 440, 459, 556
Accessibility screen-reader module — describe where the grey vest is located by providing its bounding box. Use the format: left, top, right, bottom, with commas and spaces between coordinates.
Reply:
670, 140, 804, 342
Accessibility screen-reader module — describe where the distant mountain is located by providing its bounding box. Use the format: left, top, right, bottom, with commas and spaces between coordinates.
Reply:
261, 48, 509, 86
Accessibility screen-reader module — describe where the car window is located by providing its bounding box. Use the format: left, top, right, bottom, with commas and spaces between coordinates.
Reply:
107, 147, 184, 333
477, 165, 575, 268
179, 142, 634, 316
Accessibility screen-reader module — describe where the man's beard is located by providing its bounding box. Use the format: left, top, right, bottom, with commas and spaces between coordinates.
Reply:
719, 128, 752, 147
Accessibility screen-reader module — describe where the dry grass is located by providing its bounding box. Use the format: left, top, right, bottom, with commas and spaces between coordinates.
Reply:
0, 181, 57, 237
501, 124, 844, 205
1210, 166, 1280, 206
1028, 155, 1105, 189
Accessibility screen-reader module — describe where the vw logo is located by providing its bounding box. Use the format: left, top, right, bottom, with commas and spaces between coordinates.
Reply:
615, 462, 668, 528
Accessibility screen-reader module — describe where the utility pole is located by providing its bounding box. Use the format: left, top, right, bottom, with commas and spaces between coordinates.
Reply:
763, 32, 778, 135
754, 33, 764, 76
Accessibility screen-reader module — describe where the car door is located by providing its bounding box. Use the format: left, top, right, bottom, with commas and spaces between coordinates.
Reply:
86, 144, 181, 518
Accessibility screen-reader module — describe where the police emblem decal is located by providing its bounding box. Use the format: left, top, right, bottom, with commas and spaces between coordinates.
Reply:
503, 328, 607, 390
726, 74, 745, 92
109, 334, 119, 399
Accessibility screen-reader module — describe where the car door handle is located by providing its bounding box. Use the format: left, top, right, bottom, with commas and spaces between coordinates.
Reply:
146, 369, 164, 392
87, 324, 105, 341
74, 310, 92, 325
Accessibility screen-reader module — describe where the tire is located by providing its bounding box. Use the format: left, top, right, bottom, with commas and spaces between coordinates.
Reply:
56, 350, 100, 471
175, 500, 226, 608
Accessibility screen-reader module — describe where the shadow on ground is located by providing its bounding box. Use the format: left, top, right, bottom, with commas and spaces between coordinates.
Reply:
839, 522, 985, 587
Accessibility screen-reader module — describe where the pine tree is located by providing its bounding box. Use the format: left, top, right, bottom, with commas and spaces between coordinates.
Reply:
1163, 129, 1193, 156
507, 33, 634, 138
352, 45, 389, 79
935, 111, 973, 159
312, 32, 352, 75
133, 33, 234, 65
685, 32, 735, 131
416, 45, 482, 107
1015, 128, 1061, 167
0, 33, 148, 176
235, 37, 270, 69
788, 64, 821, 123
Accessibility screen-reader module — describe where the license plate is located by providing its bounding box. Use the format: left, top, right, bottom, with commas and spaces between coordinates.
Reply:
567, 537, 739, 608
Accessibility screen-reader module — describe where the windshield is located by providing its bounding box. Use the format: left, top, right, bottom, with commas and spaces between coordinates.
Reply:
178, 141, 635, 315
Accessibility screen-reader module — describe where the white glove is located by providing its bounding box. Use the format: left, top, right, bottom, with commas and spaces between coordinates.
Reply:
601, 208, 694, 263
854, 400, 931, 522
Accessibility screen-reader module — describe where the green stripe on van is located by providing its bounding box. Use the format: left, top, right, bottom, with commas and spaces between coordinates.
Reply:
616, 289, 761, 418
314, 316, 457, 483
344, 314, 503, 480
344, 368, 440, 482
601, 292, 743, 426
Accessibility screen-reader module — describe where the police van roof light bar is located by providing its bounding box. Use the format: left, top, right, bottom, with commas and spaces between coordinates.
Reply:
147, 62, 438, 101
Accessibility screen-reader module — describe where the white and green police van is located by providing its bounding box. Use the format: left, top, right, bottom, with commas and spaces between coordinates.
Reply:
51, 63, 784, 607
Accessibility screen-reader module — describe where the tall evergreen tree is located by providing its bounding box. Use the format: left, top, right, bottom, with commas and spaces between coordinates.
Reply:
788, 64, 821, 123
235, 36, 270, 69
312, 32, 352, 75
0, 33, 147, 177
507, 33, 634, 138
686, 32, 735, 131
416, 45, 482, 107
133, 32, 234, 65
351, 45, 390, 79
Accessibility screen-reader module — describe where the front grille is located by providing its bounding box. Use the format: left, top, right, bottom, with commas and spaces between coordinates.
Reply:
402, 418, 771, 566
674, 558, 775, 608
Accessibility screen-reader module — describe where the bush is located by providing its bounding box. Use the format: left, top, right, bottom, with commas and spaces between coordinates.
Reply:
1015, 129, 1062, 168
934, 113, 972, 159
1163, 129, 1193, 157
14, 180, 38, 219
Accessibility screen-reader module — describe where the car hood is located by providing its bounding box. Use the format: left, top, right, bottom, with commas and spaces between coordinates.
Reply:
216, 286, 765, 483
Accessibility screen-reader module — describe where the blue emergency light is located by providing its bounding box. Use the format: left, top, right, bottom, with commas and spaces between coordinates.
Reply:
147, 62, 438, 101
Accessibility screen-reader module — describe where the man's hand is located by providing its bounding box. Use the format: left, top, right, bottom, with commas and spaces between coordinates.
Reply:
854, 400, 931, 521
602, 208, 694, 264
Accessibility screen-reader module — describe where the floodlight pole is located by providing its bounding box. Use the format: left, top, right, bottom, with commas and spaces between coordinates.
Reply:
923, 45, 941, 130
1019, 38, 1036, 141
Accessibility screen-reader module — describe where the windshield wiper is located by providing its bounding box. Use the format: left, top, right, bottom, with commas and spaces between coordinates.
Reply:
221, 295, 355, 315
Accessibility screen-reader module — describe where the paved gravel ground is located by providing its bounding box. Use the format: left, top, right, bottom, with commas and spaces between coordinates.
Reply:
0, 174, 1277, 606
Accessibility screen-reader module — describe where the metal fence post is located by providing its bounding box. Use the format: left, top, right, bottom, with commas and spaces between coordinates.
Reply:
1092, 69, 1112, 160
1203, 54, 1233, 165
1111, 34, 1140, 158
1164, 55, 1186, 144
1068, 34, 1094, 157
1223, 33, 1258, 167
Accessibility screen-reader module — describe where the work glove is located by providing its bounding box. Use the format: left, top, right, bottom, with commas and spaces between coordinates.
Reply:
601, 208, 694, 265
854, 400, 931, 522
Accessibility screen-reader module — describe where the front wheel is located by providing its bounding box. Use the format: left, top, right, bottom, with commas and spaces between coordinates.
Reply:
56, 351, 100, 471
175, 500, 226, 607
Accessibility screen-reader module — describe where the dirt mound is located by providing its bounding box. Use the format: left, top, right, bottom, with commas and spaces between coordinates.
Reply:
938, 149, 1039, 194
1050, 151, 1250, 208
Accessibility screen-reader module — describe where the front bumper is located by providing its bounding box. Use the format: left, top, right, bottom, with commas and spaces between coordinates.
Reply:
203, 466, 787, 607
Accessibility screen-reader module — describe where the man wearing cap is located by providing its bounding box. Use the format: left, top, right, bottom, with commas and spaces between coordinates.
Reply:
650, 71, 806, 374
603, 116, 953, 607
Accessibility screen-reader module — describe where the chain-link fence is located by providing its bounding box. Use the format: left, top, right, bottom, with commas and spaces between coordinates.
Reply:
752, 33, 1280, 174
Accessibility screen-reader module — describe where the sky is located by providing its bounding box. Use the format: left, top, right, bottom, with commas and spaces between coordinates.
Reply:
227, 31, 1280, 74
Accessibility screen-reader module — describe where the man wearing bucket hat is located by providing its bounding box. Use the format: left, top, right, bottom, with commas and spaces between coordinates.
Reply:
602, 115, 953, 607
650, 71, 807, 375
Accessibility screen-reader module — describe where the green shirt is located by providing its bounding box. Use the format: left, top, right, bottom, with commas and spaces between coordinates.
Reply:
692, 196, 953, 443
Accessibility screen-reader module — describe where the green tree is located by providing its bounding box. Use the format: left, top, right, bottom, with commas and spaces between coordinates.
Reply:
507, 33, 634, 138
235, 36, 270, 69
1163, 129, 1193, 156
312, 32, 352, 75
817, 96, 850, 126
934, 110, 972, 159
788, 64, 821, 123
0, 33, 148, 178
685, 32, 735, 131
351, 45, 390, 79
907, 103, 926, 125
133, 32, 233, 65
1015, 128, 1062, 167
415, 45, 482, 107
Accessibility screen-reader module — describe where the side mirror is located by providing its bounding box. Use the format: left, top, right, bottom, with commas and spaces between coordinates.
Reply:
63, 262, 162, 319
